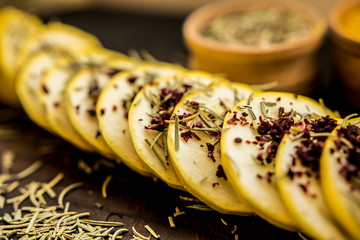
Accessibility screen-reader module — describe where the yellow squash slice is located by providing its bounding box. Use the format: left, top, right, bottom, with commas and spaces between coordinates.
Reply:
39, 47, 128, 152
96, 62, 184, 176
128, 71, 225, 189
167, 81, 255, 214
221, 92, 333, 230
275, 117, 349, 239
321, 117, 360, 239
16, 49, 69, 132
0, 7, 42, 105
65, 57, 136, 160
16, 21, 101, 72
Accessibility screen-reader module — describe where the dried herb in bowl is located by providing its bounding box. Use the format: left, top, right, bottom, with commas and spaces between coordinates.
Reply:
201, 7, 312, 47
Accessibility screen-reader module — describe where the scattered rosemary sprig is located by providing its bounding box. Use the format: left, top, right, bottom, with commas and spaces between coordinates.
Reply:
186, 204, 213, 211
180, 126, 220, 132
58, 182, 83, 208
144, 138, 168, 170
260, 101, 275, 119
132, 226, 151, 240
237, 105, 256, 120
251, 81, 279, 90
247, 93, 254, 105
102, 175, 112, 199
144, 225, 160, 239
341, 113, 358, 127
0, 164, 127, 240
168, 216, 176, 228
175, 116, 180, 151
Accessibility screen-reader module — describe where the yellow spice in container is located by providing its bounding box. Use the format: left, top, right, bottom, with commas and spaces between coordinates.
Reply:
340, 5, 360, 41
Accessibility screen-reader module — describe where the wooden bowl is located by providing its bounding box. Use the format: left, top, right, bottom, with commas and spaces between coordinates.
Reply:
329, 0, 360, 109
183, 0, 326, 95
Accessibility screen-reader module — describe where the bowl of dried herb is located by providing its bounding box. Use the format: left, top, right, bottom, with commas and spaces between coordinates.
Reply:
183, 0, 326, 95
329, 0, 360, 109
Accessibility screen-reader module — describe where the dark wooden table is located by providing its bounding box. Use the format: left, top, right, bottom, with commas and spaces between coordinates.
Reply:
0, 8, 358, 240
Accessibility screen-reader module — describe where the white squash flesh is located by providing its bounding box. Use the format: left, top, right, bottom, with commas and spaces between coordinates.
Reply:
221, 92, 333, 230
40, 48, 132, 152
128, 71, 225, 189
167, 82, 255, 214
16, 49, 63, 132
276, 129, 349, 239
96, 63, 184, 176
321, 118, 360, 239
65, 59, 136, 160
41, 58, 93, 151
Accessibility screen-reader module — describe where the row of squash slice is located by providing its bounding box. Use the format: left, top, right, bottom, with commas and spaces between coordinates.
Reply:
1, 7, 359, 239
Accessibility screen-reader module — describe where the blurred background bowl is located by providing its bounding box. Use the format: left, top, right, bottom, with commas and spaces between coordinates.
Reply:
329, 0, 360, 109
183, 0, 327, 95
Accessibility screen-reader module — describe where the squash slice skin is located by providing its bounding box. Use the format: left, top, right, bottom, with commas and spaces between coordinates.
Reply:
16, 21, 101, 72
41, 61, 95, 152
96, 63, 184, 176
276, 131, 349, 240
128, 71, 226, 189
39, 48, 130, 152
221, 92, 334, 231
167, 81, 255, 214
65, 58, 136, 160
16, 50, 64, 132
0, 7, 42, 105
320, 118, 360, 239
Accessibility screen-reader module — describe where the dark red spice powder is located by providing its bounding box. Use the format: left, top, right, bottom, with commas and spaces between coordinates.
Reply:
295, 116, 338, 174
53, 102, 60, 108
106, 68, 121, 78
95, 131, 101, 138
216, 164, 227, 180
145, 84, 193, 133
255, 113, 295, 165
336, 124, 360, 187
234, 137, 242, 143
206, 143, 216, 162
41, 84, 49, 94
127, 76, 138, 84
87, 109, 96, 117
180, 130, 201, 142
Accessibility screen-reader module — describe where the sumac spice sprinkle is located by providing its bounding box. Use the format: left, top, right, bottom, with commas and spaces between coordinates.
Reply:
295, 117, 338, 175
128, 76, 138, 84
41, 84, 49, 94
216, 164, 227, 180
180, 130, 201, 142
336, 124, 360, 188
206, 143, 216, 162
234, 137, 242, 143
53, 102, 60, 108
95, 131, 101, 138
87, 109, 96, 117
88, 82, 100, 98
145, 85, 193, 133
255, 112, 295, 165
75, 105, 80, 114
107, 68, 121, 77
